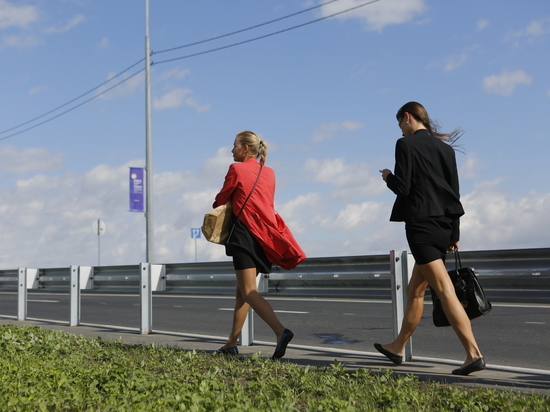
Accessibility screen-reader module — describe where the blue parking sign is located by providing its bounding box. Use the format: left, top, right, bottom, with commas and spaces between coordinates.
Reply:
191, 228, 201, 239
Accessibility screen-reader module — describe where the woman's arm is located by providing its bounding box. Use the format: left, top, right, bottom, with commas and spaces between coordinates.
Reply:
386, 139, 412, 196
213, 165, 238, 208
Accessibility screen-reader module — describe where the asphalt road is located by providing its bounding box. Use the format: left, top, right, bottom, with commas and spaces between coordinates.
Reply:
0, 292, 548, 370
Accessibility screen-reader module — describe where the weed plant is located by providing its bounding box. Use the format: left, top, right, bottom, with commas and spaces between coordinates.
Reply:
0, 324, 548, 411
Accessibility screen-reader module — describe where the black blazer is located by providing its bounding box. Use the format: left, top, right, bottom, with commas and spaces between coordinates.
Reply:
386, 129, 464, 240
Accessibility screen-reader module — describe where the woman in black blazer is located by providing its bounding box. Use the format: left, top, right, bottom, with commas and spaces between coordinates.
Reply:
375, 102, 485, 376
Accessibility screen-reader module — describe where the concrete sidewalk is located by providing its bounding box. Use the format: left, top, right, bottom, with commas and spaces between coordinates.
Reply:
2, 318, 549, 396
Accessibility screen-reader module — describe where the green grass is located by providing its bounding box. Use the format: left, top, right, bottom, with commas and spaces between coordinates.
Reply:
0, 325, 548, 411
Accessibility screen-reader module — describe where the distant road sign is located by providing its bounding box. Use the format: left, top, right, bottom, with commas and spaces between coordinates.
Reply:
92, 219, 107, 236
191, 228, 201, 239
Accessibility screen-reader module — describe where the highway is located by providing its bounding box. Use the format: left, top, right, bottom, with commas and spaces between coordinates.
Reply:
0, 292, 548, 371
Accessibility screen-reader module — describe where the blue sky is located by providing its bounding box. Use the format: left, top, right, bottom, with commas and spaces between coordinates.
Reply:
0, 0, 549, 268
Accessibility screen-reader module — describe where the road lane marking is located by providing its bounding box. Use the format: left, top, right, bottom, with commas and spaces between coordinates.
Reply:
28, 300, 59, 303
274, 310, 309, 314
218, 308, 309, 314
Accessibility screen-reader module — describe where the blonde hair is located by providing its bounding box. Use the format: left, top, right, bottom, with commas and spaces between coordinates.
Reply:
236, 130, 268, 165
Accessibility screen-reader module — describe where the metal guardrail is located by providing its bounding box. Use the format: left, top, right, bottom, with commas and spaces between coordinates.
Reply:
2, 248, 549, 295
1, 248, 549, 343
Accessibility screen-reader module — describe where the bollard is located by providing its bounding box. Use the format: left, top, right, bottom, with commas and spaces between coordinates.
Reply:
70, 266, 80, 326
70, 266, 93, 327
239, 273, 268, 346
140, 263, 165, 334
17, 268, 27, 321
17, 268, 39, 321
390, 250, 414, 361
140, 263, 152, 334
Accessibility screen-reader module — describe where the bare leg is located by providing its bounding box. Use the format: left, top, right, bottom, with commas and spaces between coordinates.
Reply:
381, 260, 482, 366
223, 268, 286, 347
381, 264, 428, 356
220, 286, 249, 349
419, 260, 483, 366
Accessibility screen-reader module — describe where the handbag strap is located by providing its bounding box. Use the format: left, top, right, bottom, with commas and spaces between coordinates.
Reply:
454, 250, 463, 270
225, 164, 263, 244
235, 164, 263, 219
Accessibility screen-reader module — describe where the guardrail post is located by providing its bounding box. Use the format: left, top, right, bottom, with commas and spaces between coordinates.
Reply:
257, 273, 268, 293
17, 268, 27, 321
140, 263, 152, 334
70, 266, 80, 326
390, 251, 414, 362
239, 307, 254, 347
17, 268, 38, 321
70, 266, 93, 327
239, 272, 267, 346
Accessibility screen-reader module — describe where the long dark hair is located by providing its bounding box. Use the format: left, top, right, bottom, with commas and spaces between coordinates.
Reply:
396, 101, 463, 147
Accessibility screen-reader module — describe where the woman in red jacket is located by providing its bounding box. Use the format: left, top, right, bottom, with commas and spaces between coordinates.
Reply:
213, 131, 305, 359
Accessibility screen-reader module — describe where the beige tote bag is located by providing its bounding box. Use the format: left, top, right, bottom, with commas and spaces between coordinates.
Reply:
201, 202, 233, 244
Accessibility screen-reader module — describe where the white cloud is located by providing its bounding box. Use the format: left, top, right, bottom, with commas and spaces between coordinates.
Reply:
476, 19, 489, 31
506, 17, 550, 47
318, 201, 388, 231
0, 156, 226, 268
0, 0, 38, 29
275, 193, 321, 234
44, 14, 85, 34
0, 146, 65, 174
320, 0, 427, 31
97, 37, 109, 49
459, 153, 487, 179
432, 45, 479, 72
97, 71, 144, 100
524, 18, 550, 37
28, 85, 48, 96
460, 183, 550, 250
1, 148, 548, 268
157, 68, 191, 82
482, 69, 532, 96
153, 88, 210, 112
303, 157, 385, 200
201, 147, 233, 182
0, 34, 41, 49
311, 121, 364, 142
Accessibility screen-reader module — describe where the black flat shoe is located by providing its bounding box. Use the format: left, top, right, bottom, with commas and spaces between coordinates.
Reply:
272, 329, 294, 360
452, 357, 485, 375
215, 346, 239, 356
374, 343, 403, 365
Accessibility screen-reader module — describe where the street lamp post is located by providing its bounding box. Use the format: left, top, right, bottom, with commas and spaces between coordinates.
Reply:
144, 0, 154, 263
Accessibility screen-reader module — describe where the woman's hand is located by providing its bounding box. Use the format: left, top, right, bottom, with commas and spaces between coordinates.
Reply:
379, 169, 392, 182
447, 241, 460, 252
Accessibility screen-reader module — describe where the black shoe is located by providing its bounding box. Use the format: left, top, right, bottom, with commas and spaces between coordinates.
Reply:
272, 329, 294, 360
374, 343, 403, 365
452, 357, 486, 375
215, 346, 239, 356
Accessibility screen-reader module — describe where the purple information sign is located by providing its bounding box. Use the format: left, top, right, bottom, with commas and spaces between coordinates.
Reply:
129, 167, 144, 212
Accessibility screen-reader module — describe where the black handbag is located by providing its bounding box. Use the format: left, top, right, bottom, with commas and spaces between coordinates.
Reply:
431, 251, 492, 327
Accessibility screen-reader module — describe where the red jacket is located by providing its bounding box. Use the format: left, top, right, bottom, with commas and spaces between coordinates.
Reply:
214, 158, 306, 270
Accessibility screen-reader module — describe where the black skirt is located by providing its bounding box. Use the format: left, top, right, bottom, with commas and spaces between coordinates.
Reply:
225, 214, 272, 274
405, 216, 452, 265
